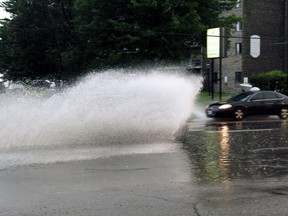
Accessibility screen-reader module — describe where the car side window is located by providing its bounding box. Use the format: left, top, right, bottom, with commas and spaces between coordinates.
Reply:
264, 92, 278, 99
251, 93, 265, 100
275, 93, 283, 98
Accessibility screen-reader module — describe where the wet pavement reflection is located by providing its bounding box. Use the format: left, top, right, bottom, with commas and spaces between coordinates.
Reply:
182, 118, 288, 183
1, 117, 288, 215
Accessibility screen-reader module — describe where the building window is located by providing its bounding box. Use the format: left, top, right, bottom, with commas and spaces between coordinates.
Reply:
235, 43, 242, 55
236, 21, 242, 31
191, 58, 202, 68
235, 71, 242, 83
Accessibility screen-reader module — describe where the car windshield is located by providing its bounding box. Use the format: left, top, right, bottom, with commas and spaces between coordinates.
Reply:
227, 91, 254, 102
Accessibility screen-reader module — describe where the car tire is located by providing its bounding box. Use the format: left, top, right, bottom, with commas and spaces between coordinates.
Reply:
279, 107, 288, 119
234, 107, 245, 121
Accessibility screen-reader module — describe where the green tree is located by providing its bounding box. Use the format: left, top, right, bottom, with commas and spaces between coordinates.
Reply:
0, 0, 239, 81
0, 0, 78, 80
74, 0, 239, 67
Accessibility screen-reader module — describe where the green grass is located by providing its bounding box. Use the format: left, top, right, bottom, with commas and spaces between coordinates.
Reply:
26, 87, 57, 97
195, 91, 235, 106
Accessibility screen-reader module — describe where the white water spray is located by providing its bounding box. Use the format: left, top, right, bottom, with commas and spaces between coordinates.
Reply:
0, 68, 202, 167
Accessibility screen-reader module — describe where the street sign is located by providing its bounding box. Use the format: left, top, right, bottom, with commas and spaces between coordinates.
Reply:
207, 27, 227, 59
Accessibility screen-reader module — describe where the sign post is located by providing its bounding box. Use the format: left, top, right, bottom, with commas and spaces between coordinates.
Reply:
207, 27, 227, 101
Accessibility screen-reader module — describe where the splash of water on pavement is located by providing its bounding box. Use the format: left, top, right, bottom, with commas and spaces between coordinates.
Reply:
0, 67, 203, 167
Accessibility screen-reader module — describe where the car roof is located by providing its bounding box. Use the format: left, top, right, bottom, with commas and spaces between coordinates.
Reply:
247, 90, 288, 98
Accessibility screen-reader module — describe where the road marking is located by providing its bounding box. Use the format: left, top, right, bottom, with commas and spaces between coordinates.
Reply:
187, 119, 287, 125
205, 128, 274, 133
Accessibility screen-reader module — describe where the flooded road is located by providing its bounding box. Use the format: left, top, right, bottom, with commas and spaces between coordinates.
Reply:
181, 118, 288, 216
1, 118, 288, 216
1, 71, 288, 215
183, 118, 288, 182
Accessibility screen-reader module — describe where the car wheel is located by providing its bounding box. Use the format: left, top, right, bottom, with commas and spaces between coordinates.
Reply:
279, 107, 288, 119
234, 107, 245, 121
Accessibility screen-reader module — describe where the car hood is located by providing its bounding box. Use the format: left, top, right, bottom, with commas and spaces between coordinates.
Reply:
208, 102, 227, 107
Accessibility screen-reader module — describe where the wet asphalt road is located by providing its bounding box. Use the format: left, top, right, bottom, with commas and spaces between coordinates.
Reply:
1, 117, 288, 216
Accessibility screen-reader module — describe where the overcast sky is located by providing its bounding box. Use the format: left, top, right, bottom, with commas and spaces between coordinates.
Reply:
0, 1, 9, 19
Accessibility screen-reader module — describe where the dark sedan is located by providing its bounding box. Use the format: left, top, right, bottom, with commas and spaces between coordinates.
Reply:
205, 90, 288, 121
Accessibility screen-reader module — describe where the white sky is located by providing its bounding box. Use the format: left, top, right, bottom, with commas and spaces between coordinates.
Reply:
0, 1, 9, 19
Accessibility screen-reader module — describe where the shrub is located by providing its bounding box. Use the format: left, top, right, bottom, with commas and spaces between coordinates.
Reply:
250, 70, 288, 95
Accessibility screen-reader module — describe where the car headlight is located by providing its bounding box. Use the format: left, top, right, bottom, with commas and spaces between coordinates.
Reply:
218, 104, 232, 109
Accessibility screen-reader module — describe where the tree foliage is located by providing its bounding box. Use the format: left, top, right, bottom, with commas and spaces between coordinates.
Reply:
0, 0, 238, 80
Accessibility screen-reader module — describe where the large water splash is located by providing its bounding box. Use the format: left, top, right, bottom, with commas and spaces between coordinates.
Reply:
0, 68, 202, 167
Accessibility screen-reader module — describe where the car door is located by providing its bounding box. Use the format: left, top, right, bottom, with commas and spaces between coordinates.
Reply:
247, 92, 267, 115
264, 92, 283, 114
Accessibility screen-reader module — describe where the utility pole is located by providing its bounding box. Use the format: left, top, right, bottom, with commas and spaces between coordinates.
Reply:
284, 0, 288, 73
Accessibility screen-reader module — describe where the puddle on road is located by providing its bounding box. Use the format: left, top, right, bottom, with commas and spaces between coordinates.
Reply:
182, 120, 288, 183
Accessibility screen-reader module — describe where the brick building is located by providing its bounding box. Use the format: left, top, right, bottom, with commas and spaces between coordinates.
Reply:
205, 0, 288, 93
